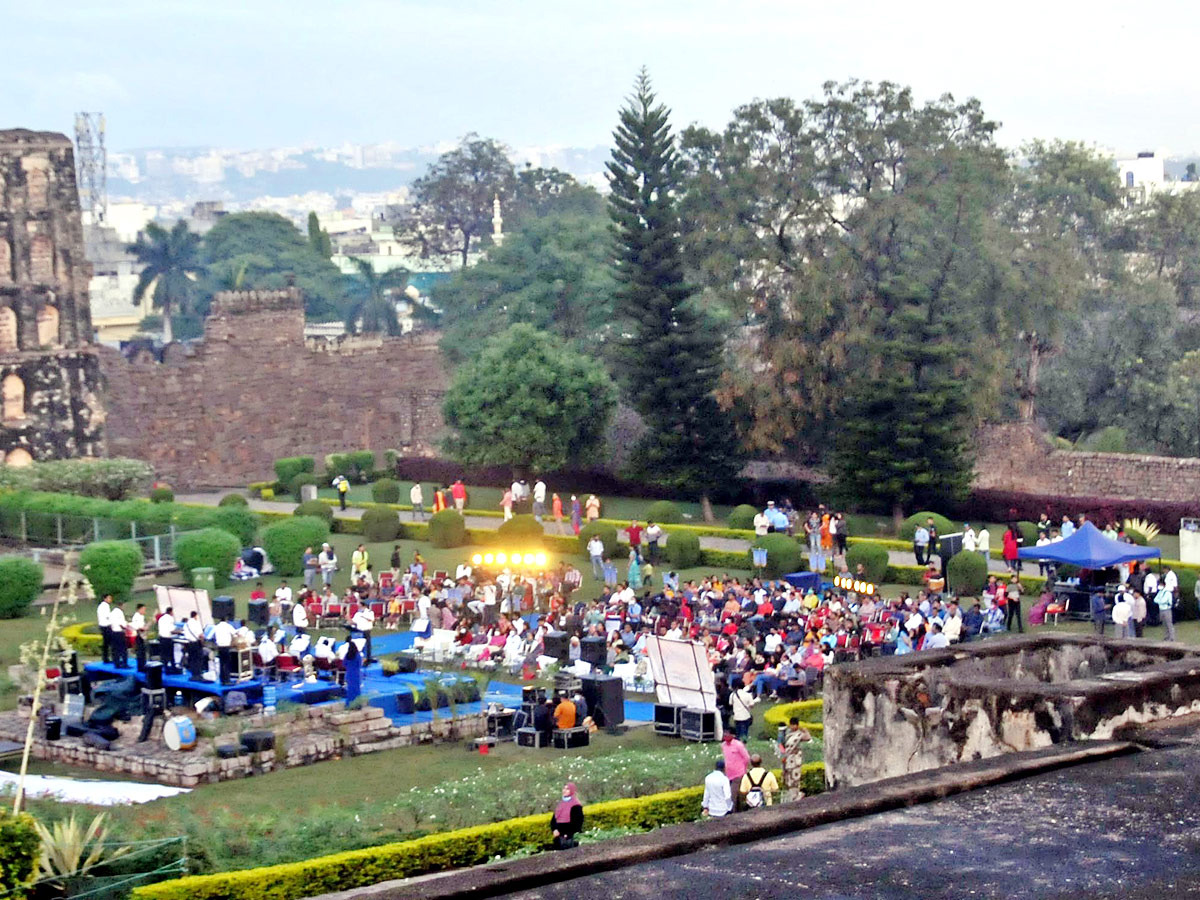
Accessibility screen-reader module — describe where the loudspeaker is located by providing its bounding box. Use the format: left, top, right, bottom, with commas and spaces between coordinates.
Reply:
394, 653, 419, 673
552, 727, 590, 749
581, 675, 624, 728
83, 731, 112, 751
516, 727, 545, 748
44, 716, 62, 741
580, 636, 606, 667
247, 599, 269, 627
212, 596, 236, 622
216, 744, 241, 759
543, 631, 570, 661
240, 730, 275, 752
522, 685, 547, 705
65, 722, 88, 737
145, 661, 164, 690
680, 708, 718, 742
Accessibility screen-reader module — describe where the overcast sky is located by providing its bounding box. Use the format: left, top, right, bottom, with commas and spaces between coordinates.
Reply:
2, 0, 1196, 156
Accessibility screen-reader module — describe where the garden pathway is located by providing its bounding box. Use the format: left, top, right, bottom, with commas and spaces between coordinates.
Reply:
176, 493, 1013, 576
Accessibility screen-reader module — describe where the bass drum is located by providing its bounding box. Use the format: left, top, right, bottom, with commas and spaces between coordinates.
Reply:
163, 715, 197, 751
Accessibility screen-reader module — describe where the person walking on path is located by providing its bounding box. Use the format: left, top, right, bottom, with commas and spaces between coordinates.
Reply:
585, 494, 601, 522
501, 487, 514, 521
409, 482, 425, 521
450, 479, 467, 513
570, 495, 582, 535
552, 493, 565, 534
332, 474, 350, 510
913, 523, 930, 567
778, 717, 813, 803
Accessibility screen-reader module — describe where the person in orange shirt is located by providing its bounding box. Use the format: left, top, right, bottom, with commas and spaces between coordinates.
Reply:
820, 514, 832, 552
554, 693, 577, 730
551, 493, 565, 534
432, 487, 447, 513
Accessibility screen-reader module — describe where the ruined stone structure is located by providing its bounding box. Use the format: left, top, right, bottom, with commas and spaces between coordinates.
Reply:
824, 633, 1200, 789
0, 129, 104, 465
100, 288, 447, 486
975, 423, 1200, 503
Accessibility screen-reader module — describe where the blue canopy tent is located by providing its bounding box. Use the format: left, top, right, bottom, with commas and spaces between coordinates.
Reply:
782, 572, 822, 592
1016, 521, 1160, 568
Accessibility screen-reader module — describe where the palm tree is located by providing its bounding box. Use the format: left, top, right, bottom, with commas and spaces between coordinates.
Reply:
128, 220, 204, 343
343, 257, 409, 335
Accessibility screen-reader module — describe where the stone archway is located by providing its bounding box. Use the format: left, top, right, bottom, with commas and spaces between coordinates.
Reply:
0, 239, 11, 285
4, 447, 32, 467
0, 308, 16, 352
36, 304, 59, 347
29, 234, 54, 283
2, 373, 26, 422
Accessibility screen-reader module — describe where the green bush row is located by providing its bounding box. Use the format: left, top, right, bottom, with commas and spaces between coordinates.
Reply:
132, 762, 826, 900
273, 456, 315, 487
0, 556, 42, 619
0, 458, 153, 500
61, 622, 103, 654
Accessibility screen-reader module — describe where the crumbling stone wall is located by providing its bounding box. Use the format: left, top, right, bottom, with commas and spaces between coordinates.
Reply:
0, 129, 104, 463
975, 423, 1200, 503
824, 634, 1200, 789
100, 288, 448, 487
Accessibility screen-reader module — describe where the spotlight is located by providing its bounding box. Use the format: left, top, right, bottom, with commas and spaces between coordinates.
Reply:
535, 552, 547, 567
511, 553, 523, 565
472, 554, 483, 566
496, 552, 507, 565
484, 553, 495, 565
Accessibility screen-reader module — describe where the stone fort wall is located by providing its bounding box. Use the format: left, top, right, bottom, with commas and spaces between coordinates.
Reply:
100, 288, 447, 487
974, 423, 1200, 503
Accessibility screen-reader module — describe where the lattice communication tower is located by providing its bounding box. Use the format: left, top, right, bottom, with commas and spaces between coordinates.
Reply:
74, 112, 107, 224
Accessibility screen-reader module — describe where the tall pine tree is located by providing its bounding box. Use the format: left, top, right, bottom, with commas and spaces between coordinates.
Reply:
607, 70, 741, 518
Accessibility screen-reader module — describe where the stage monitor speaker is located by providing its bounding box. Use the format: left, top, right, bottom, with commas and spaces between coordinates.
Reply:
580, 636, 606, 667
216, 744, 241, 759
83, 731, 112, 751
212, 596, 236, 622
240, 730, 275, 752
145, 661, 164, 690
395, 653, 419, 673
543, 631, 570, 662
581, 674, 624, 728
247, 599, 269, 627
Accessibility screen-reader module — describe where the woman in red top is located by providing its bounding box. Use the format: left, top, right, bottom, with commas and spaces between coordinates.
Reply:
1002, 525, 1021, 574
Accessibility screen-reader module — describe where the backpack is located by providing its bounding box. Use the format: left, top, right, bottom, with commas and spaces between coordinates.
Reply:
745, 769, 767, 808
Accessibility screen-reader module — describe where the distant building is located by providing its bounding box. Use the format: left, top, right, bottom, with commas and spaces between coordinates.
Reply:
1116, 151, 1200, 205
85, 223, 148, 344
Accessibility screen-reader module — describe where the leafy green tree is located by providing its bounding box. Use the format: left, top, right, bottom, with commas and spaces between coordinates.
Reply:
1136, 190, 1200, 308
342, 257, 408, 335
510, 164, 604, 223
127, 220, 204, 343
307, 211, 333, 259
201, 212, 348, 320
608, 69, 742, 514
433, 209, 617, 363
441, 323, 616, 471
399, 134, 516, 267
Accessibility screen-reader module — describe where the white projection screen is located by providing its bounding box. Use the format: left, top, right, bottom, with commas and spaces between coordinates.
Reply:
154, 585, 213, 628
646, 636, 718, 712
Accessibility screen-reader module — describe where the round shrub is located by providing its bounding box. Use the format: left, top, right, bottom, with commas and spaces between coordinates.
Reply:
362, 507, 401, 543
211, 507, 259, 546
899, 511, 956, 541
428, 509, 467, 549
664, 531, 701, 568
218, 493, 249, 507
260, 487, 275, 501
79, 541, 143, 603
261, 517, 330, 577
947, 550, 988, 596
750, 533, 803, 577
294, 500, 334, 524
371, 478, 401, 504
845, 542, 889, 583
174, 527, 241, 588
645, 500, 683, 525
1175, 569, 1198, 621
497, 515, 545, 545
149, 486, 174, 504
578, 521, 619, 558
1016, 521, 1038, 548
728, 504, 759, 531
60, 622, 102, 654
290, 472, 319, 498
0, 556, 42, 618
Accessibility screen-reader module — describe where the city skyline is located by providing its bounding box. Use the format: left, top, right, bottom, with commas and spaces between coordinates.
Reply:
2, 0, 1199, 157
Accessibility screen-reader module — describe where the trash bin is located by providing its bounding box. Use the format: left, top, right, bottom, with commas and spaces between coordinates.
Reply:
191, 567, 215, 594
45, 715, 62, 741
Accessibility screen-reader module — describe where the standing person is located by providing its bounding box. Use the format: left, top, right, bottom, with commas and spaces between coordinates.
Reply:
157, 606, 177, 672
1090, 590, 1109, 636
501, 487, 514, 521
302, 546, 319, 589
319, 543, 338, 587
410, 482, 425, 520
740, 754, 780, 808
645, 521, 664, 563
96, 594, 113, 664
351, 603, 375, 662
1002, 525, 1021, 574
570, 495, 582, 535
832, 512, 848, 559
550, 783, 584, 849
702, 759, 733, 818
625, 520, 643, 559
753, 508, 770, 537
977, 525, 991, 561
721, 732, 751, 811
779, 717, 813, 802
1155, 579, 1178, 641
332, 474, 350, 510
432, 486, 447, 514
450, 479, 467, 513
108, 601, 128, 669
731, 679, 757, 740
130, 602, 149, 670
183, 610, 205, 679
551, 493, 565, 534
351, 544, 370, 578
913, 522, 930, 567
533, 478, 547, 522
1111, 589, 1132, 639
1131, 589, 1148, 638
585, 494, 601, 523
962, 524, 977, 555
1005, 575, 1024, 633
587, 534, 605, 580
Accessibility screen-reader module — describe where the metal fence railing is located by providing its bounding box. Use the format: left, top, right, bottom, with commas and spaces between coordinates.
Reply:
0, 510, 193, 570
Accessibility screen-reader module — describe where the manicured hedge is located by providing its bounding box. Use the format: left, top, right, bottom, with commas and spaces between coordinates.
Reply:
428, 510, 467, 549
361, 507, 401, 543
960, 489, 1199, 536
0, 810, 40, 900
645, 500, 683, 524
762, 698, 824, 730
132, 763, 826, 900
325, 450, 375, 482
289, 473, 319, 499
210, 507, 260, 546
750, 534, 802, 577
370, 478, 401, 504
844, 543, 888, 583
947, 550, 988, 596
79, 541, 143, 602
61, 622, 103, 654
274, 456, 315, 487
578, 521, 619, 559
496, 515, 545, 545
0, 556, 42, 618
0, 492, 255, 543
293, 500, 334, 524
174, 528, 241, 589
664, 531, 701, 568
218, 493, 249, 507
149, 487, 174, 504
727, 504, 759, 531
0, 458, 153, 500
261, 517, 330, 577
899, 512, 955, 541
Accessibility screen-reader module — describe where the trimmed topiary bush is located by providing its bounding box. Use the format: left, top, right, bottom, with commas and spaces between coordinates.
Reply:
1016, 520, 1038, 548
645, 500, 683, 525
727, 504, 759, 531
750, 533, 802, 577
845, 543, 889, 583
261, 517, 330, 577
371, 478, 401, 504
1176, 568, 1198, 621
899, 511, 956, 541
211, 507, 259, 546
361, 507, 401, 543
274, 456, 315, 487
428, 509, 467, 548
664, 531, 701, 568
578, 521, 619, 558
174, 528, 241, 589
294, 500, 334, 524
79, 541, 143, 603
0, 810, 40, 900
325, 450, 376, 482
218, 493, 249, 507
149, 486, 174, 504
260, 487, 275, 501
497, 515, 545, 545
290, 473, 319, 499
947, 550, 988, 596
0, 556, 42, 618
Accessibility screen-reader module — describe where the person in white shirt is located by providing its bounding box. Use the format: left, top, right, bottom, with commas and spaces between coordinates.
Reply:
1111, 591, 1133, 639
108, 602, 129, 668
157, 607, 177, 670
644, 522, 664, 563
924, 622, 950, 650
702, 759, 733, 818
257, 633, 279, 665
533, 479, 547, 521
273, 582, 293, 626
943, 603, 963, 643
292, 599, 310, 636
1143, 569, 1159, 598
130, 603, 148, 670
753, 511, 770, 537
962, 525, 977, 553
977, 527, 991, 559
351, 605, 375, 661
587, 535, 605, 580
213, 617, 236, 683
410, 482, 425, 521
96, 595, 113, 664
288, 632, 311, 659
319, 543, 338, 587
